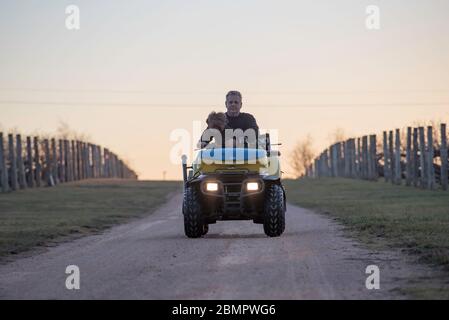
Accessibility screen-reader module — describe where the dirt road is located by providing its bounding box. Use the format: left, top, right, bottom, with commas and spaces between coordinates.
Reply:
0, 192, 433, 299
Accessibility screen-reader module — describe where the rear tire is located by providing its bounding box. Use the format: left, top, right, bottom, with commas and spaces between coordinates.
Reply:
183, 186, 204, 238
263, 184, 285, 237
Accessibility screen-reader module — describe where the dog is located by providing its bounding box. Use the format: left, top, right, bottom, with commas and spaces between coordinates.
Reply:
206, 111, 228, 133
198, 112, 232, 148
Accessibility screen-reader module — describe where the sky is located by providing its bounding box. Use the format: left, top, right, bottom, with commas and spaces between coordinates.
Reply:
0, 0, 448, 180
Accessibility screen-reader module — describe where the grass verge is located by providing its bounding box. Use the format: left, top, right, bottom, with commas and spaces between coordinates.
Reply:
0, 179, 181, 260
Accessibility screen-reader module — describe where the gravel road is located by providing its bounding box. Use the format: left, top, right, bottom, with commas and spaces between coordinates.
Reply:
0, 192, 434, 299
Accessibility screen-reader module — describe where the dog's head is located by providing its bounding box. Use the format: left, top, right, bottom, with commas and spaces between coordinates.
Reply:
206, 112, 228, 132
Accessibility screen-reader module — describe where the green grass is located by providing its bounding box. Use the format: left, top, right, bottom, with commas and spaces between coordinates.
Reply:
284, 178, 449, 267
0, 179, 182, 260
284, 178, 449, 298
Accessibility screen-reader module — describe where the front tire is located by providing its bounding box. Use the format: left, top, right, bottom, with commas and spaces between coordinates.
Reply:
263, 184, 285, 237
183, 186, 204, 238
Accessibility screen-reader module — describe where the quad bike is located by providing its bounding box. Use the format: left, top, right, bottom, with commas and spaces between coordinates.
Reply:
181, 134, 286, 238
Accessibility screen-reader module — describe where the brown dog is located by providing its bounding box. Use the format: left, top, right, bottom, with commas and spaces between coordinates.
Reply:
197, 112, 229, 148
206, 111, 228, 133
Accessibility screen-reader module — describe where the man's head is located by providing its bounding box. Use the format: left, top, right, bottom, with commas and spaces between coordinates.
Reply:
206, 111, 228, 132
225, 90, 242, 117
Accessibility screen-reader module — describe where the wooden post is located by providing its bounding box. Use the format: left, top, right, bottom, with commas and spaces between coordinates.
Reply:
108, 150, 111, 178
8, 134, 18, 191
119, 160, 124, 178
370, 135, 378, 181
88, 144, 93, 178
16, 135, 27, 189
87, 143, 90, 178
82, 141, 86, 179
76, 141, 81, 180
0, 133, 9, 192
331, 144, 338, 177
94, 145, 100, 178
356, 138, 361, 178
103, 148, 108, 178
352, 139, 357, 178
114, 154, 118, 178
64, 140, 70, 182
100, 147, 104, 178
43, 139, 54, 186
347, 139, 353, 178
367, 136, 373, 180
441, 123, 448, 191
418, 127, 426, 188
324, 149, 330, 177
69, 140, 74, 181
94, 144, 98, 178
389, 131, 394, 185
91, 144, 95, 178
114, 154, 117, 178
59, 139, 65, 183
383, 132, 389, 182
97, 145, 101, 178
427, 126, 435, 190
329, 144, 334, 177
412, 128, 419, 187
336, 143, 342, 177
394, 129, 401, 185
109, 150, 113, 178
26, 137, 34, 188
34, 137, 42, 187
342, 141, 348, 177
317, 154, 321, 178
78, 141, 82, 179
361, 136, 368, 179
71, 140, 77, 181
96, 146, 101, 178
98, 146, 102, 178
322, 152, 326, 177
345, 140, 350, 178
111, 153, 115, 178
51, 138, 58, 184
405, 127, 412, 186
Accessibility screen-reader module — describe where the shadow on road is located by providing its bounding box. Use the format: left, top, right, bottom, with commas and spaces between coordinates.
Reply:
141, 231, 301, 241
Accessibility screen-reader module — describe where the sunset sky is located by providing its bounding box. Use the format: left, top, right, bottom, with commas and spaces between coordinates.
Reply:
1, 0, 448, 180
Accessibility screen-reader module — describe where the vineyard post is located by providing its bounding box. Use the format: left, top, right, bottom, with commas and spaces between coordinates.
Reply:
0, 133, 9, 192
440, 123, 448, 190
8, 134, 18, 191
16, 134, 27, 189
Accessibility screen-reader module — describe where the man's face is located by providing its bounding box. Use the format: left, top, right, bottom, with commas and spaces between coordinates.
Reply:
225, 95, 242, 116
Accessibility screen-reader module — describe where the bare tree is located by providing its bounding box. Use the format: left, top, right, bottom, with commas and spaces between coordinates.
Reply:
56, 121, 92, 142
289, 134, 315, 178
327, 127, 348, 144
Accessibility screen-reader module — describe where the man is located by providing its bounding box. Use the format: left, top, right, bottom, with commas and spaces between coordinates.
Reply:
198, 90, 259, 148
224, 90, 259, 134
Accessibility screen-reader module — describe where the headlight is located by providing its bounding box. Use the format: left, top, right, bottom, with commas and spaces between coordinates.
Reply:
247, 182, 259, 191
206, 182, 218, 191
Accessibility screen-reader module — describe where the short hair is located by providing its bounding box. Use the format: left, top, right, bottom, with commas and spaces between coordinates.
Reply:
226, 90, 242, 100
